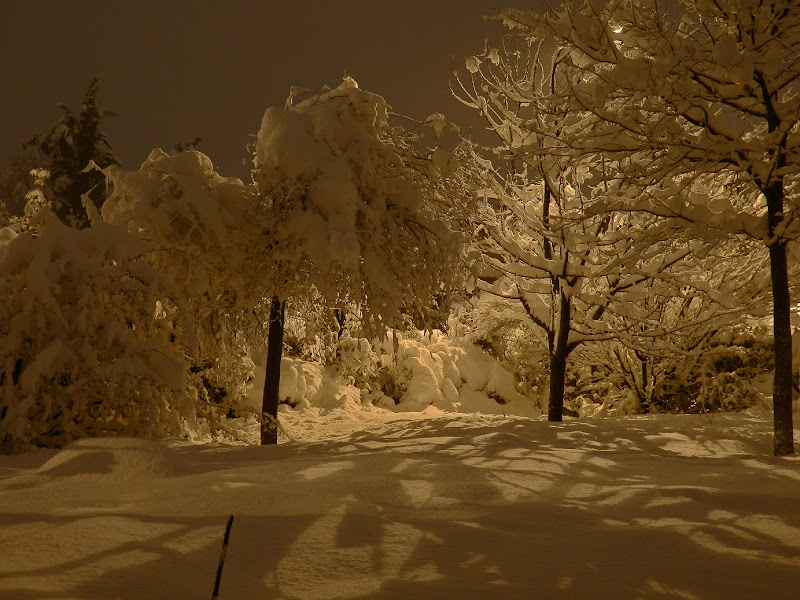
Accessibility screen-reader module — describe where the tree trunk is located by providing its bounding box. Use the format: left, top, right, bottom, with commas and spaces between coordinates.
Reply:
766, 181, 795, 456
768, 242, 794, 456
548, 289, 571, 421
334, 308, 346, 339
261, 296, 286, 445
632, 349, 649, 411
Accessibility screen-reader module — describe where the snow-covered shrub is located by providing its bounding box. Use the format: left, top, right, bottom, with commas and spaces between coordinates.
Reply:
697, 372, 761, 412
0, 167, 55, 236
259, 326, 542, 418
101, 150, 256, 307
100, 150, 260, 417
576, 322, 775, 416
644, 330, 774, 414
454, 297, 548, 399
709, 327, 774, 378
693, 326, 774, 413
280, 297, 351, 365
0, 218, 199, 453
343, 331, 540, 416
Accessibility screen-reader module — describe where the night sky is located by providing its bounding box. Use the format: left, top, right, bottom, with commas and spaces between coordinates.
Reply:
0, 0, 531, 179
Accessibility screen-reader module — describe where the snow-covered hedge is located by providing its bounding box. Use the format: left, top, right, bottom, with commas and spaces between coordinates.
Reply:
0, 217, 200, 452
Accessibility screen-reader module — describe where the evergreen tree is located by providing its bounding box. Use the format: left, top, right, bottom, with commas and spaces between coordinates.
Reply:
25, 76, 118, 228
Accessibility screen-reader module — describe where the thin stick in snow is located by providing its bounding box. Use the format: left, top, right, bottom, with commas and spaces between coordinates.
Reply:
211, 514, 234, 600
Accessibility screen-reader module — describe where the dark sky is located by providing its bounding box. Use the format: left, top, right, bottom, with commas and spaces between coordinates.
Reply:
0, 1, 537, 179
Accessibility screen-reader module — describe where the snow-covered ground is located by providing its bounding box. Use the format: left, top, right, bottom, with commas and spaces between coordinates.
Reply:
1, 406, 798, 599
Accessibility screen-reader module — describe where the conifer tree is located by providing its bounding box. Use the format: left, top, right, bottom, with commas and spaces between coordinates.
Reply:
26, 76, 118, 228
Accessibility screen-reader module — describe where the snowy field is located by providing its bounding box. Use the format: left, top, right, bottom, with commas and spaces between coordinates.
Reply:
1, 407, 799, 600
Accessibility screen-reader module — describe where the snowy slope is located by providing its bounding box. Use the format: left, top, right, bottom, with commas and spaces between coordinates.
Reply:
1, 409, 798, 600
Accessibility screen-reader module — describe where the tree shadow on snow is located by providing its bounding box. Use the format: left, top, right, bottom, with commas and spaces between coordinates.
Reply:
247, 415, 800, 599
1, 413, 799, 599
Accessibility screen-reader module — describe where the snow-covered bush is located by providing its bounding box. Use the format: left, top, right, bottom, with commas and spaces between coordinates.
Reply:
572, 323, 775, 416
452, 295, 549, 399
692, 326, 775, 413
273, 329, 543, 418
100, 149, 260, 418
0, 217, 199, 453
280, 295, 354, 366
101, 150, 256, 309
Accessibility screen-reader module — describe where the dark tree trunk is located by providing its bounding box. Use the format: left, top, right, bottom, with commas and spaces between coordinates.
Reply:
765, 181, 795, 456
635, 350, 649, 410
548, 290, 571, 421
769, 243, 793, 456
261, 296, 286, 445
760, 96, 795, 455
334, 308, 346, 339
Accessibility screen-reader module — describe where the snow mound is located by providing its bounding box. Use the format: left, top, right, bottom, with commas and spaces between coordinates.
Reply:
36, 437, 179, 479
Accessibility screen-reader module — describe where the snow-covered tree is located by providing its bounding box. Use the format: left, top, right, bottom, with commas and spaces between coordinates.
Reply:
0, 213, 199, 453
495, 0, 800, 455
252, 79, 476, 443
455, 39, 760, 420
100, 150, 262, 425
578, 239, 772, 412
24, 76, 117, 228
